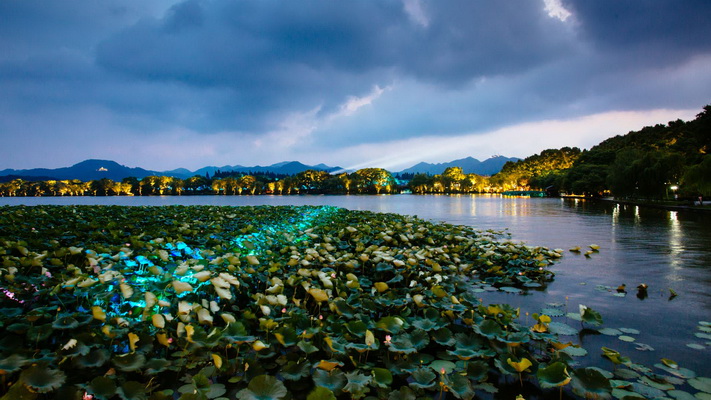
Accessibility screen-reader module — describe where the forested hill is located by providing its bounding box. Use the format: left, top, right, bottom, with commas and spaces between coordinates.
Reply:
494, 105, 711, 198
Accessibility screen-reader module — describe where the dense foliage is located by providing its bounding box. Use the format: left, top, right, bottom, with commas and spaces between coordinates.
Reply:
1, 206, 709, 399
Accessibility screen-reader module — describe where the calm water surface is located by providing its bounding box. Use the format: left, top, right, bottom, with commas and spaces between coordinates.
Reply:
3, 194, 710, 376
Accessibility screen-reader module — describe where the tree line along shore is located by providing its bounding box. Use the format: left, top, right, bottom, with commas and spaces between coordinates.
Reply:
2, 105, 710, 200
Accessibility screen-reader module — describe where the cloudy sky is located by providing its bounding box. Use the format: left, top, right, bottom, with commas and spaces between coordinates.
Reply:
1, 0, 710, 172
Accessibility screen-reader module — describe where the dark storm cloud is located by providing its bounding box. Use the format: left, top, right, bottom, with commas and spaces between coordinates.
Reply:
563, 0, 711, 62
93, 0, 575, 132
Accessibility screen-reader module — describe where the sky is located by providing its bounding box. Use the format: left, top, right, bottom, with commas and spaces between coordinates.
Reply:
1, 0, 710, 172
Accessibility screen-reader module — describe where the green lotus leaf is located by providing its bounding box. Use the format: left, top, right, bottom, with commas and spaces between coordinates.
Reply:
499, 286, 522, 294
112, 352, 146, 372
696, 332, 711, 340
144, 358, 171, 375
74, 348, 109, 368
429, 360, 457, 374
51, 315, 79, 330
537, 362, 571, 388
638, 375, 674, 391
653, 363, 696, 379
333, 300, 355, 318
618, 328, 640, 335
411, 318, 438, 331
387, 386, 416, 400
540, 308, 565, 317
409, 329, 429, 350
0, 308, 23, 318
345, 321, 367, 337
375, 316, 405, 334
280, 361, 311, 381
473, 382, 498, 394
560, 346, 587, 357
342, 371, 371, 397
297, 340, 319, 354
0, 354, 30, 374
618, 335, 635, 342
59, 340, 90, 357
117, 381, 147, 400
6, 322, 30, 334
687, 343, 706, 350
19, 366, 66, 394
598, 328, 622, 336
409, 367, 436, 389
689, 377, 711, 393
474, 319, 503, 339
445, 373, 475, 400
222, 322, 256, 343
274, 327, 298, 347
387, 336, 417, 354
613, 368, 641, 380
454, 333, 485, 350
26, 324, 53, 342
601, 347, 630, 365
501, 331, 531, 344
610, 388, 640, 399
236, 375, 287, 400
548, 322, 578, 336
571, 367, 612, 400
447, 348, 480, 360
465, 360, 489, 382
313, 369, 347, 392
1, 382, 37, 400
667, 390, 698, 400
628, 382, 665, 399
432, 328, 455, 346
306, 386, 336, 400
371, 368, 392, 388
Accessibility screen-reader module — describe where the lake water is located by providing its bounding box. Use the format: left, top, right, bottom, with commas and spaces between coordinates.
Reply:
2, 194, 710, 377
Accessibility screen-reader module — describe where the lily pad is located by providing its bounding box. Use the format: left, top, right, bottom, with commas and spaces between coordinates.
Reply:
571, 367, 612, 399
236, 375, 288, 400
619, 328, 640, 335
19, 366, 66, 394
599, 328, 623, 336
687, 343, 706, 350
618, 335, 636, 342
548, 322, 578, 336
689, 377, 711, 394
537, 362, 571, 388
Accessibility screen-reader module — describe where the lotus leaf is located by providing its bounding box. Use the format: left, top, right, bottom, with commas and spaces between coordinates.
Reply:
619, 328, 640, 335
306, 386, 336, 400
112, 352, 146, 372
475, 319, 503, 339
432, 328, 455, 346
409, 367, 436, 389
313, 369, 347, 391
689, 377, 711, 394
74, 348, 110, 368
537, 362, 571, 388
19, 366, 66, 394
375, 316, 405, 334
654, 363, 696, 379
629, 381, 666, 398
0, 354, 29, 374
280, 361, 311, 381
236, 375, 287, 400
387, 386, 416, 400
370, 367, 392, 388
687, 343, 705, 350
117, 381, 147, 400
445, 373, 475, 400
86, 376, 118, 400
561, 346, 588, 357
548, 322, 578, 336
571, 367, 612, 399
618, 335, 635, 342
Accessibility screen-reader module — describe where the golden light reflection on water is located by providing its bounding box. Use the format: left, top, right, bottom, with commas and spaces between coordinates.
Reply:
668, 211, 683, 274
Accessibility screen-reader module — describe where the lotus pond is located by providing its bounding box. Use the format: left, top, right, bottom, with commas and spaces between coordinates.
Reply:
0, 204, 710, 400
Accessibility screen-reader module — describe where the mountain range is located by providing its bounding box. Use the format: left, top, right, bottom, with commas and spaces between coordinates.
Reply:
398, 156, 519, 176
0, 156, 518, 182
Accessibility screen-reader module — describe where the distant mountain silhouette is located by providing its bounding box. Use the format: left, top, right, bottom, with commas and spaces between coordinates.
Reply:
398, 156, 520, 176
0, 159, 341, 181
0, 160, 158, 182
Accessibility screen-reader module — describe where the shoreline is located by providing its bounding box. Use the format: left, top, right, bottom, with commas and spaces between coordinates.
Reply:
594, 196, 711, 213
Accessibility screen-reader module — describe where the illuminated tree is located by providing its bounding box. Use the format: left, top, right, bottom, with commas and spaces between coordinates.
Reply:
352, 168, 396, 194
296, 170, 330, 193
